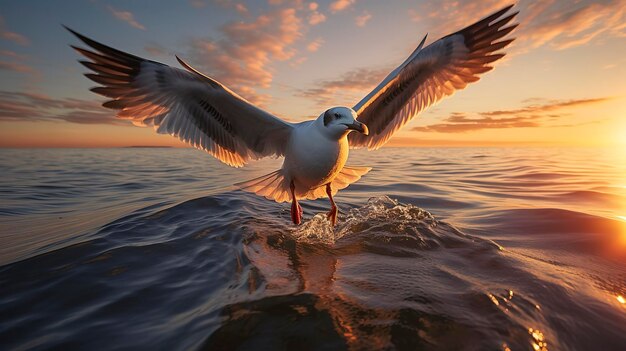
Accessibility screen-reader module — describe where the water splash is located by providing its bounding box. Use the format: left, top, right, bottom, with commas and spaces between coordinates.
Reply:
291, 196, 437, 244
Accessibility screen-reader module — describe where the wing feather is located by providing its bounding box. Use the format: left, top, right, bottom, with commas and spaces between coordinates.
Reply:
67, 27, 293, 167
349, 5, 518, 149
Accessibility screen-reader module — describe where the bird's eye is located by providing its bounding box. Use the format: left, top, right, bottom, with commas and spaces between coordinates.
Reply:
334, 112, 341, 118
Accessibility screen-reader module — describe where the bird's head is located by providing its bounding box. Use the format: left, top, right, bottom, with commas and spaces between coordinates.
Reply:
317, 107, 369, 139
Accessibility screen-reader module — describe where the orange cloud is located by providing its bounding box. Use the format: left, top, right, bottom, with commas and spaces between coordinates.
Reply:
309, 11, 327, 25
268, 0, 306, 6
235, 3, 249, 14
413, 113, 541, 133
412, 98, 611, 133
408, 0, 626, 52
520, 0, 626, 51
308, 3, 327, 25
187, 8, 303, 106
355, 11, 372, 27
306, 37, 324, 52
409, 0, 510, 32
0, 15, 30, 46
330, 0, 356, 13
480, 98, 611, 116
107, 6, 146, 30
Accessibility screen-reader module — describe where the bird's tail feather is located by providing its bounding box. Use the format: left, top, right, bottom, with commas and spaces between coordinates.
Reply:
234, 169, 291, 203
235, 166, 371, 203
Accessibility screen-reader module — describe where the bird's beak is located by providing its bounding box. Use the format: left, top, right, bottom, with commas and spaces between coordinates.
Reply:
345, 121, 369, 135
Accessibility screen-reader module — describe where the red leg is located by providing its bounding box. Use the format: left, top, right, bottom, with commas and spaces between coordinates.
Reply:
290, 180, 302, 225
326, 183, 338, 226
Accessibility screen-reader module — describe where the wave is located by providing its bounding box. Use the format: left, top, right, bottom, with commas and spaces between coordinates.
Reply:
11, 194, 625, 350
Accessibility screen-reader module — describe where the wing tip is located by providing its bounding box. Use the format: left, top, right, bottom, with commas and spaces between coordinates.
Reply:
102, 99, 125, 110
62, 24, 77, 36
175, 55, 186, 68
418, 33, 428, 50
64, 25, 93, 47
497, 4, 516, 18
65, 26, 144, 65
175, 55, 221, 88
475, 3, 517, 29
494, 5, 518, 26
176, 55, 198, 74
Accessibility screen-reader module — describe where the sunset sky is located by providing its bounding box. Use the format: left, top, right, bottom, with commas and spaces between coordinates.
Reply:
0, 0, 624, 148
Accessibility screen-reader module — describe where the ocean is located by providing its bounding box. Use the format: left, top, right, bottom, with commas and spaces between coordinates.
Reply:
1, 147, 625, 350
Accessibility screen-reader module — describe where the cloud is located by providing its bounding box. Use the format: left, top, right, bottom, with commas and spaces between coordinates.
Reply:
268, 0, 306, 6
0, 61, 34, 73
308, 2, 327, 25
309, 11, 327, 25
0, 15, 30, 46
413, 112, 542, 133
306, 37, 324, 52
407, 0, 626, 52
289, 56, 307, 67
412, 98, 611, 133
0, 90, 120, 125
297, 66, 392, 107
520, 0, 626, 51
407, 9, 421, 23
480, 98, 610, 116
186, 8, 303, 106
0, 50, 27, 60
408, 1, 515, 37
0, 50, 35, 75
329, 0, 356, 13
355, 11, 372, 27
235, 3, 249, 14
107, 6, 146, 30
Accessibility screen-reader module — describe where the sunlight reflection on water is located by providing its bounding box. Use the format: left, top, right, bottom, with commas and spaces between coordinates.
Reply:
529, 327, 549, 351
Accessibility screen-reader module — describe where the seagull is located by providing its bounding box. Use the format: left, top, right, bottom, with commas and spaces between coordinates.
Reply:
66, 5, 517, 226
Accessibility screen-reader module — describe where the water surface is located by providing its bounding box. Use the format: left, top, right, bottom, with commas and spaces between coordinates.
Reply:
1, 147, 625, 350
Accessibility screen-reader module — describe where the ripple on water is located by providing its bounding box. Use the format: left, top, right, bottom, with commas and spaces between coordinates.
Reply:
1, 148, 626, 350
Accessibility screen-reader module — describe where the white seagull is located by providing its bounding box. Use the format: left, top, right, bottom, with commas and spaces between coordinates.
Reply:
67, 5, 517, 225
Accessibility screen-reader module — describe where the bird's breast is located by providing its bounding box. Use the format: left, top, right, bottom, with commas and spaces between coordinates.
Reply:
283, 129, 348, 190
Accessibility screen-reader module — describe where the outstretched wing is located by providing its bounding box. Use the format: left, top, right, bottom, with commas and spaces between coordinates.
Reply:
67, 28, 293, 167
348, 5, 518, 149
